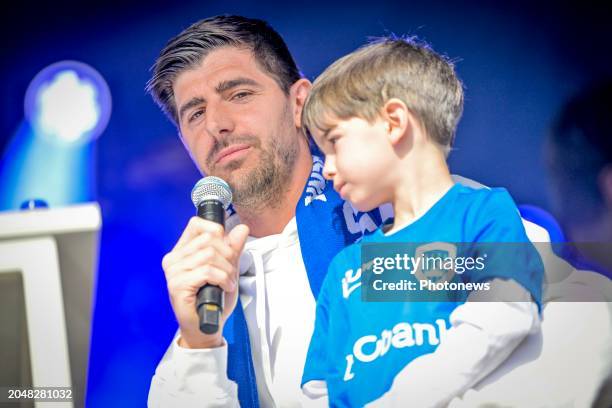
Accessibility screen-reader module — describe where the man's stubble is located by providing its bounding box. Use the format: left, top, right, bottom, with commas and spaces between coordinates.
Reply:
207, 105, 299, 211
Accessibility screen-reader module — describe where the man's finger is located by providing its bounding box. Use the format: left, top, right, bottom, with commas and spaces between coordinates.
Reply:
172, 232, 234, 265
170, 247, 235, 278
227, 224, 250, 254
174, 217, 225, 250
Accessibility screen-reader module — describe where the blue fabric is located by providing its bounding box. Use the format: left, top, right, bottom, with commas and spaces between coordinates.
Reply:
224, 154, 390, 407
225, 299, 259, 407
518, 204, 565, 243
302, 184, 544, 407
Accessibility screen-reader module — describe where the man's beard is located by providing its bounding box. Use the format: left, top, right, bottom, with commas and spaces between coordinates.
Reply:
206, 132, 299, 211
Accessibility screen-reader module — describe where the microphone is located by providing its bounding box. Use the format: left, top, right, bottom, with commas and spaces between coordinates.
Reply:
191, 176, 233, 334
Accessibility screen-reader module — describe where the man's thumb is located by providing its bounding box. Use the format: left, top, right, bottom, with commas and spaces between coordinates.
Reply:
228, 224, 250, 253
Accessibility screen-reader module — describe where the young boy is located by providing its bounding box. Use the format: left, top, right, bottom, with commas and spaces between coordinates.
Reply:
300, 38, 544, 407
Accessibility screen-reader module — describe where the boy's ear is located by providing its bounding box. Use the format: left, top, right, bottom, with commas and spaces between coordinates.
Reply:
382, 98, 410, 145
290, 78, 312, 128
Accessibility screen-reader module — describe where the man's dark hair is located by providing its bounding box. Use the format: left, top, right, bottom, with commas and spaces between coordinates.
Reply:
146, 15, 301, 126
547, 80, 612, 223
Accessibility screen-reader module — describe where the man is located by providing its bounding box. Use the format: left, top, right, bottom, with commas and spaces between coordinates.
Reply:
146, 15, 388, 407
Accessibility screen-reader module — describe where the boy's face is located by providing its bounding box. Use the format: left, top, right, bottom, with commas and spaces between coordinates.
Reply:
312, 116, 395, 212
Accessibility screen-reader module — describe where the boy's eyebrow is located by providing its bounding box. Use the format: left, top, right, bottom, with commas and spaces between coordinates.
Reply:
215, 77, 261, 93
322, 126, 337, 139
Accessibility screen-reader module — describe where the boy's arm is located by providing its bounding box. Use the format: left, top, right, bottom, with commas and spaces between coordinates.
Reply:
300, 287, 333, 406
300, 318, 333, 408
366, 279, 539, 408
301, 256, 346, 407
148, 331, 239, 408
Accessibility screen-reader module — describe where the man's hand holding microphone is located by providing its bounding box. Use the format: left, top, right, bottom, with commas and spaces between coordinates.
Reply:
161, 177, 249, 349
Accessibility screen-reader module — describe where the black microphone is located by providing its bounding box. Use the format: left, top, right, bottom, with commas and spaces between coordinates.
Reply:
190, 176, 233, 334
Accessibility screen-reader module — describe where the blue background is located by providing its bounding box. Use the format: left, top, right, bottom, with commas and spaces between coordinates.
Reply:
1, 0, 611, 406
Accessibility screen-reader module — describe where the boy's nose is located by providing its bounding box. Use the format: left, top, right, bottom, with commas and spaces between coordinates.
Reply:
322, 155, 336, 180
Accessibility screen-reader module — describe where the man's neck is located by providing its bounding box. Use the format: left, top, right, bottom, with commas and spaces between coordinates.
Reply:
236, 142, 313, 238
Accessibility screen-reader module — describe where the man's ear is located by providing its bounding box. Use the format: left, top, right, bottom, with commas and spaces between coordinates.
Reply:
382, 98, 410, 145
290, 78, 312, 128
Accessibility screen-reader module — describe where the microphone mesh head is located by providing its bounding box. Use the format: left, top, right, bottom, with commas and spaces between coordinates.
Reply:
191, 176, 233, 209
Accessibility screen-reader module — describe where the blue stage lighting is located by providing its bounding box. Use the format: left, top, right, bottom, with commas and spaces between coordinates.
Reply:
0, 61, 111, 210
24, 61, 112, 144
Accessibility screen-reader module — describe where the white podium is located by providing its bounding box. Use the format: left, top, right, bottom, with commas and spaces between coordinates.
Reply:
0, 203, 101, 408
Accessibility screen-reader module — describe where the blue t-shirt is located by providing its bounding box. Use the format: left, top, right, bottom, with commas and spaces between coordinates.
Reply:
301, 184, 543, 407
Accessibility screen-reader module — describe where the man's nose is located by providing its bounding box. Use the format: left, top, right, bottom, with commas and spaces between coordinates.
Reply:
322, 155, 336, 180
205, 102, 235, 138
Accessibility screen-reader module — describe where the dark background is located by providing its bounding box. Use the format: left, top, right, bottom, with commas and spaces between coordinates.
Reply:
1, 0, 611, 406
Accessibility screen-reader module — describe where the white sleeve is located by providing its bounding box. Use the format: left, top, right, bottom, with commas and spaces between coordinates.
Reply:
147, 331, 240, 408
301, 380, 330, 407
366, 279, 539, 408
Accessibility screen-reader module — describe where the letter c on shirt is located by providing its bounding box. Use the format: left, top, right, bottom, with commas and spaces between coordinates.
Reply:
353, 335, 380, 363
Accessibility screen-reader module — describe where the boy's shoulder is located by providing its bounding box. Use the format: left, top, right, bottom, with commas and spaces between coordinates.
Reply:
454, 183, 514, 203
318, 241, 363, 301
328, 240, 362, 275
454, 184, 530, 242
453, 184, 520, 218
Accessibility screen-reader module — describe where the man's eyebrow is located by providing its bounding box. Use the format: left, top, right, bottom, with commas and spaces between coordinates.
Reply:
215, 77, 261, 93
178, 97, 205, 123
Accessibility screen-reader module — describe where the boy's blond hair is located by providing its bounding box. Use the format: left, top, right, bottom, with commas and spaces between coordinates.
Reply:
303, 37, 464, 155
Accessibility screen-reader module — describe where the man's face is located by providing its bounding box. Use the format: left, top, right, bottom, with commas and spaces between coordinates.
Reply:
173, 47, 299, 207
